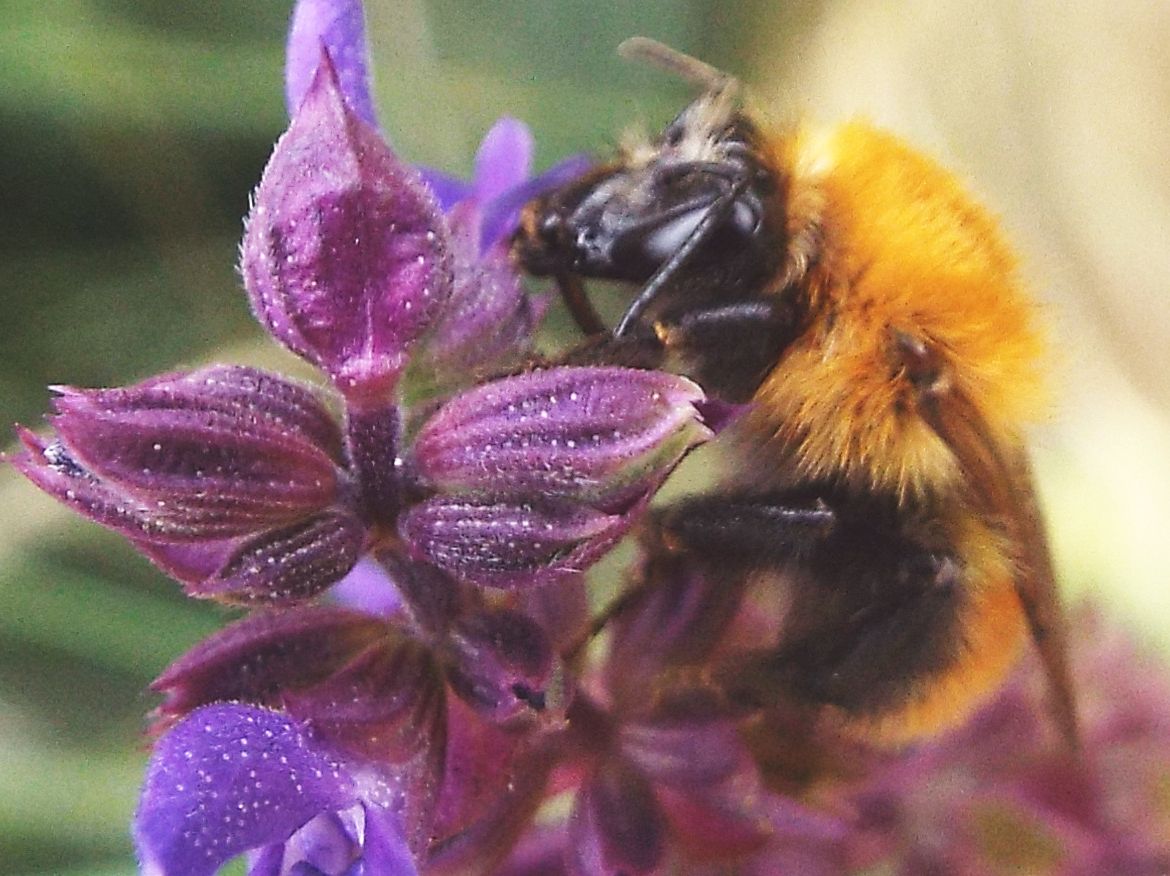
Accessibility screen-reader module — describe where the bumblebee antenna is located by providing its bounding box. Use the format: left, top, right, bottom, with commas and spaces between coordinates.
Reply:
618, 37, 739, 97
614, 173, 750, 337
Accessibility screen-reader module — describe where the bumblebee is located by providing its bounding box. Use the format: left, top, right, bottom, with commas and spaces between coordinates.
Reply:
513, 38, 1076, 746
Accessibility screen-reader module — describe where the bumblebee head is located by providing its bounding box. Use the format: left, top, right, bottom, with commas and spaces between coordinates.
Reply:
512, 39, 784, 329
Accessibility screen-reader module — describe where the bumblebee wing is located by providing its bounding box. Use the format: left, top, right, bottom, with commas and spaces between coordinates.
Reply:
897, 331, 1079, 747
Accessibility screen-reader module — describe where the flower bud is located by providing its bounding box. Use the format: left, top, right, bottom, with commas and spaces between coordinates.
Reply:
399, 496, 630, 590
242, 52, 451, 400
411, 367, 713, 508
410, 203, 544, 386
13, 366, 346, 542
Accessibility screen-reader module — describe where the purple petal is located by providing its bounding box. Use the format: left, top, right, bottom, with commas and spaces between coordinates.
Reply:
415, 167, 473, 212
280, 809, 362, 874
150, 605, 388, 729
286, 0, 376, 128
190, 510, 365, 606
246, 843, 284, 876
473, 117, 533, 205
399, 496, 630, 589
330, 555, 403, 617
362, 802, 420, 875
479, 152, 592, 249
411, 367, 711, 507
443, 607, 560, 722
134, 703, 358, 876
242, 53, 452, 398
568, 763, 666, 876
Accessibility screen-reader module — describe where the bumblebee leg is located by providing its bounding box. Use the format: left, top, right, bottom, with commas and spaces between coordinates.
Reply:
655, 299, 802, 401
651, 491, 836, 564
650, 491, 969, 725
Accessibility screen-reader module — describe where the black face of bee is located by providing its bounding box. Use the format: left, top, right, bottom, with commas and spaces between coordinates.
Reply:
513, 102, 782, 298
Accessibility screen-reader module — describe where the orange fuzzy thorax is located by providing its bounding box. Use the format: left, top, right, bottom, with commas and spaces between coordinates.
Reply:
751, 120, 1047, 504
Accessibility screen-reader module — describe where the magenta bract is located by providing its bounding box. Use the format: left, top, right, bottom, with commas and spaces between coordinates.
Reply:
399, 496, 629, 590
242, 52, 452, 400
411, 366, 712, 506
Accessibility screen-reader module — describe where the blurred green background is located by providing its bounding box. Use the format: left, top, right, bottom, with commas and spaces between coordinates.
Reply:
2, 1, 1168, 872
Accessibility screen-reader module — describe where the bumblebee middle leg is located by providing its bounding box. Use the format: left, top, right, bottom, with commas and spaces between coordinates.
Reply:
647, 490, 969, 723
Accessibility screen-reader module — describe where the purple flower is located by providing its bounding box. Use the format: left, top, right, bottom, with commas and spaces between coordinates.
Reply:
7, 2, 718, 870
419, 117, 592, 253
286, 0, 376, 128
135, 703, 418, 876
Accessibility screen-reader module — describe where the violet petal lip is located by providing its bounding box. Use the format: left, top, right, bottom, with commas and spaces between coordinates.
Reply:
472, 116, 534, 205
243, 50, 452, 398
286, 0, 377, 128
133, 703, 360, 876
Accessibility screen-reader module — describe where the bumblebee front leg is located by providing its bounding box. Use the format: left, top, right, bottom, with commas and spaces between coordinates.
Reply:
654, 298, 802, 401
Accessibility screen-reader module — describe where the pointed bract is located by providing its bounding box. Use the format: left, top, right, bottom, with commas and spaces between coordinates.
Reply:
399, 496, 630, 589
242, 53, 452, 399
150, 606, 388, 730
411, 367, 712, 507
